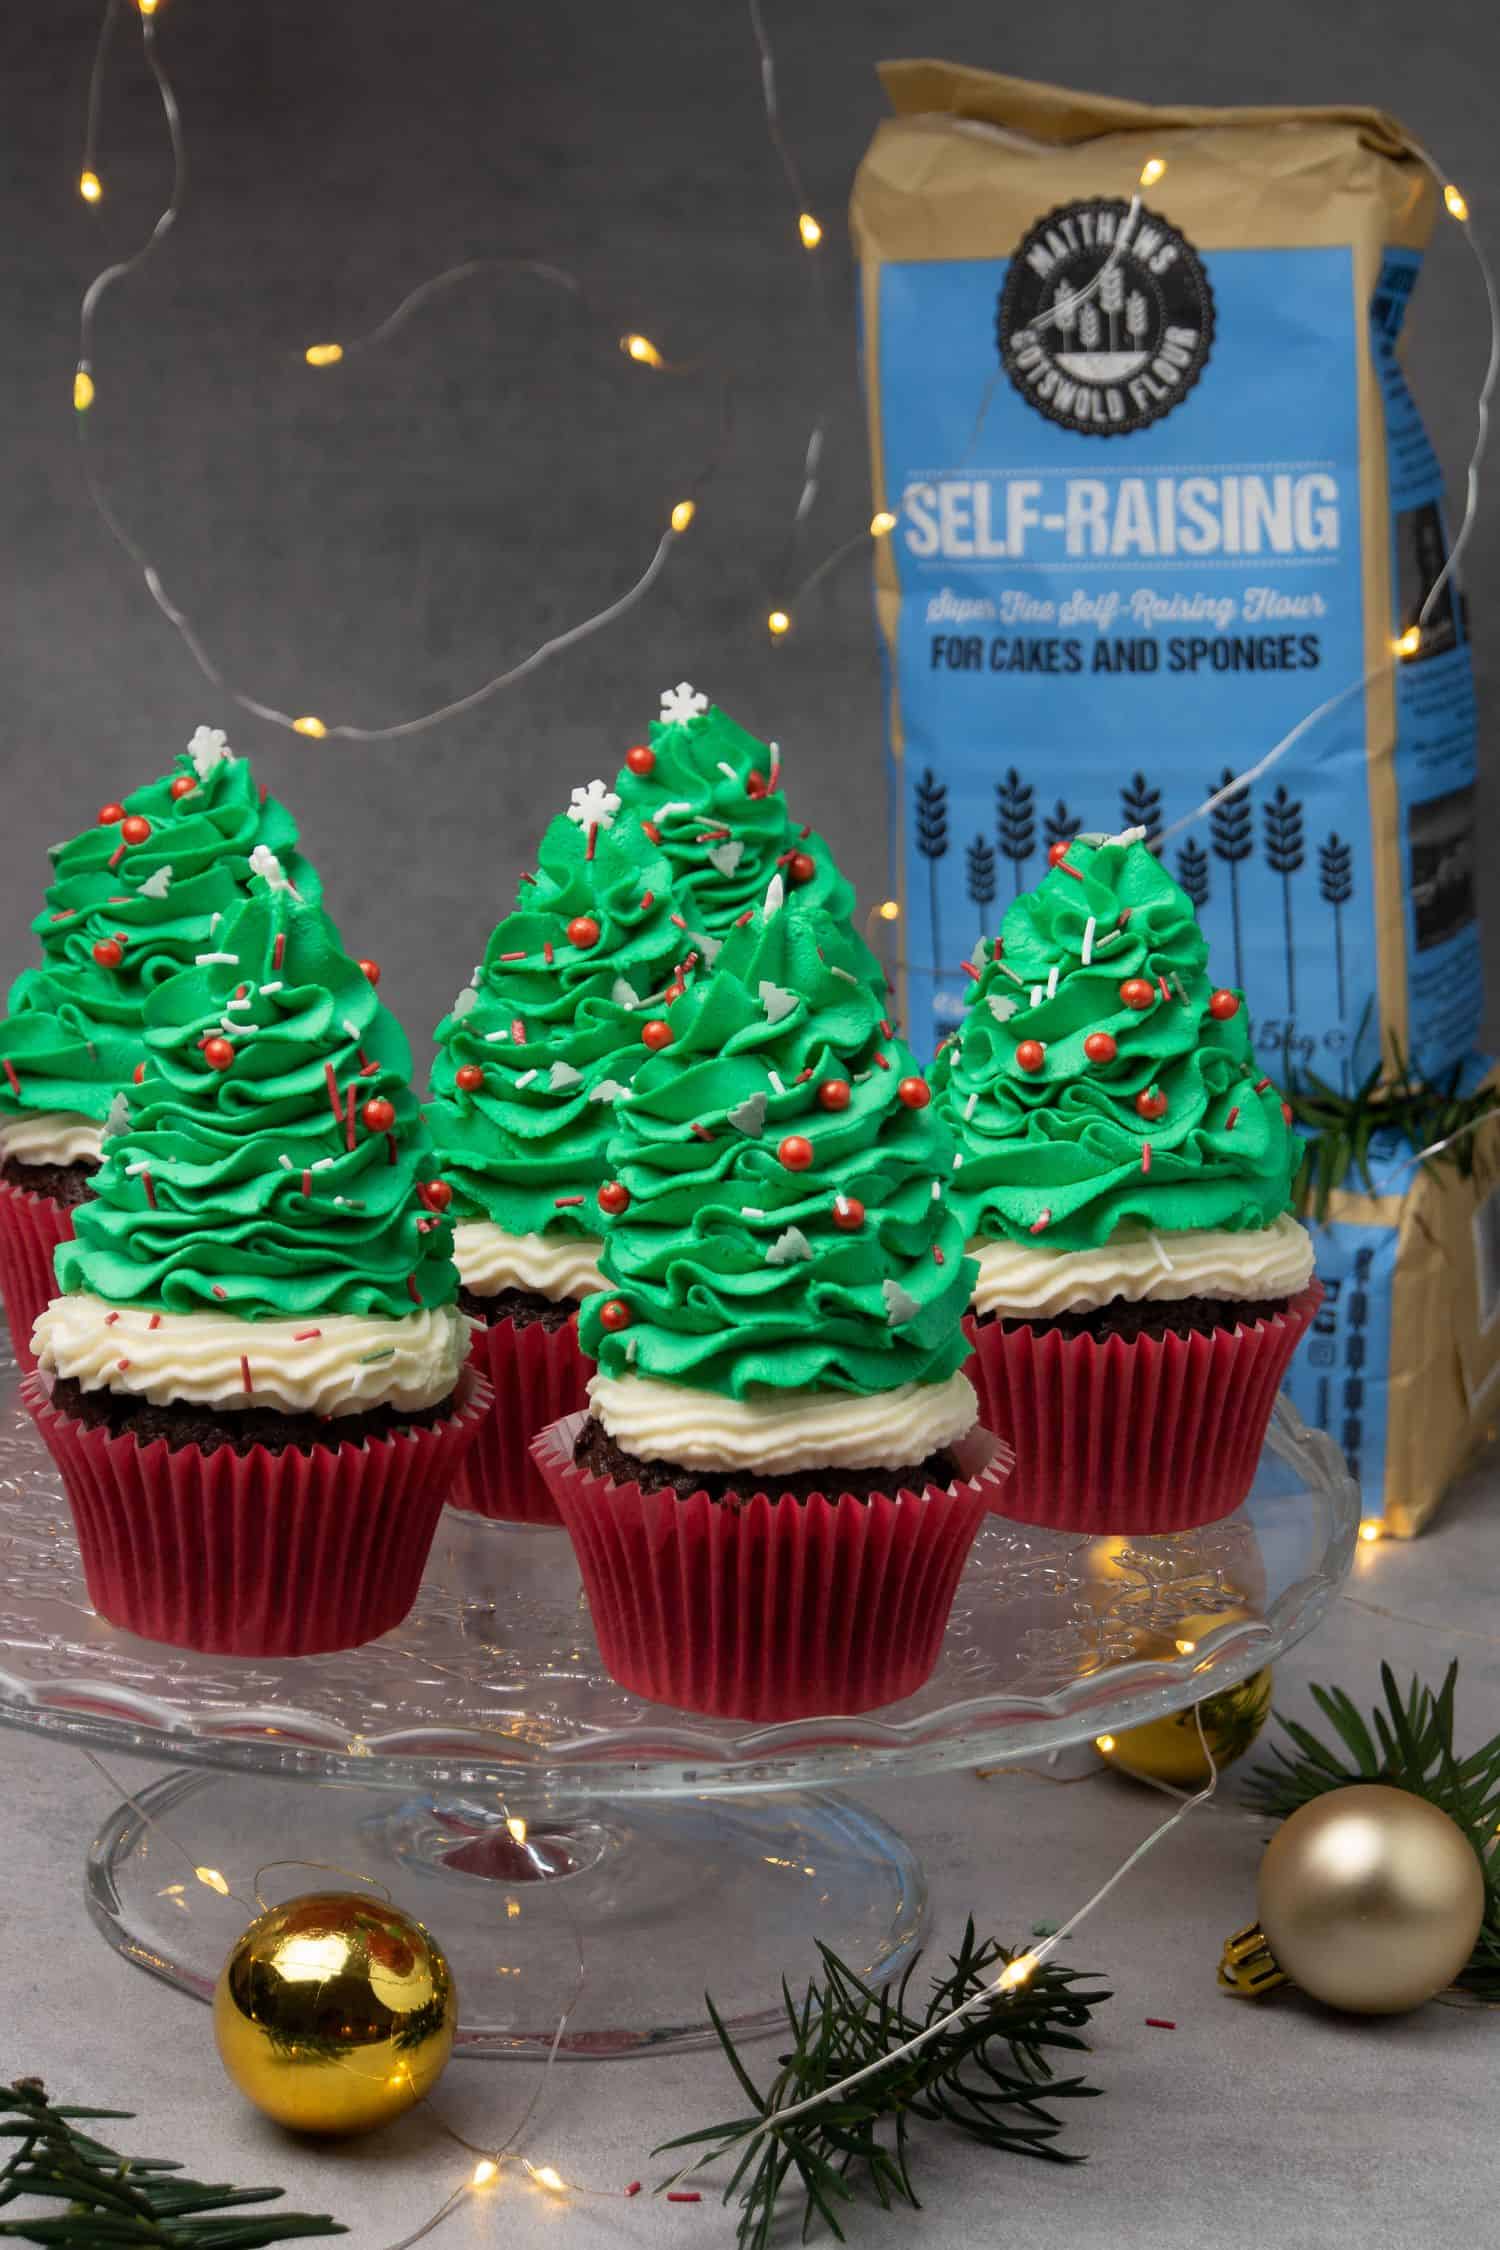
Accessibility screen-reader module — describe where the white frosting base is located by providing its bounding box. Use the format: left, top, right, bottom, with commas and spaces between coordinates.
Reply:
0, 1110, 104, 1167
455, 1221, 606, 1302
969, 1212, 1316, 1319
589, 1368, 977, 1474
32, 1293, 472, 1416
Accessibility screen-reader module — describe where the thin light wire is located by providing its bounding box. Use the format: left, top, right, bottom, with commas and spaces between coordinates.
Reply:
80, 0, 121, 189
77, 1745, 258, 1912
70, 2, 728, 744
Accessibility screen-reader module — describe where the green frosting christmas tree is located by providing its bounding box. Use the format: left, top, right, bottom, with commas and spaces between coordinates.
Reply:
0, 728, 322, 1133
579, 880, 974, 1400
930, 833, 1299, 1251
426, 789, 702, 1240
56, 868, 456, 1321
612, 683, 885, 985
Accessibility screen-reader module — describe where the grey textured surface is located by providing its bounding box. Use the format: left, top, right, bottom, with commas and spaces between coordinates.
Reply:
0, 0, 1495, 1064
3, 1456, 1500, 2249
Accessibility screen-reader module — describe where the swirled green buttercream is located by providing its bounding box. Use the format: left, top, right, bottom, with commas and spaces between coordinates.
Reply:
0, 728, 321, 1127
930, 835, 1298, 1250
579, 887, 975, 1398
56, 878, 457, 1319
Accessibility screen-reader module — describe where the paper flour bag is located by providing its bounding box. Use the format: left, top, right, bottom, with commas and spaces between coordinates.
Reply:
852, 64, 1480, 1084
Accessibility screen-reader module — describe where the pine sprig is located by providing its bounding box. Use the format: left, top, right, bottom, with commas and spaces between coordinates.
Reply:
1285, 1035, 1499, 1221
0, 2081, 344, 2247
1246, 1663, 1500, 1998
656, 1924, 1108, 2250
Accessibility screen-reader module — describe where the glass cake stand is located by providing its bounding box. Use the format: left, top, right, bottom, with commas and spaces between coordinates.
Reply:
0, 1351, 1358, 2056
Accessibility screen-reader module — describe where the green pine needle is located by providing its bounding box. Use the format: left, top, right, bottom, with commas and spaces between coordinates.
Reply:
1246, 1662, 1500, 1998
0, 2081, 345, 2248
1285, 1034, 1498, 1222
656, 1923, 1109, 2250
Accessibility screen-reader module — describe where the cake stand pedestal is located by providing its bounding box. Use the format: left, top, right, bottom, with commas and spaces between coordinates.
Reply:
0, 1357, 1357, 2057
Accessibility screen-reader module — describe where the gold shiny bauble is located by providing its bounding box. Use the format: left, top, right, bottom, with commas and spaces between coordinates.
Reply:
1096, 1612, 1273, 1786
213, 1892, 457, 2135
1257, 1784, 1485, 2015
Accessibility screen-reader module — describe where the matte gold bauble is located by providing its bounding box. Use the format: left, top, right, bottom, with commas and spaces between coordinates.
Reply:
1096, 1612, 1273, 1786
1230, 1785, 1485, 2015
213, 1892, 456, 2134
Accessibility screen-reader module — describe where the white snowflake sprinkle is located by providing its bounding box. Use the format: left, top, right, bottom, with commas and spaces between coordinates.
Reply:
660, 681, 708, 724
728, 1091, 768, 1137
987, 993, 1019, 1024
186, 725, 234, 778
883, 1279, 920, 1326
137, 865, 173, 901
588, 1078, 630, 1104
611, 977, 639, 1010
248, 844, 290, 890
566, 778, 620, 833
766, 1226, 813, 1265
708, 839, 744, 878
758, 980, 797, 1024
549, 1060, 582, 1091
451, 988, 478, 1019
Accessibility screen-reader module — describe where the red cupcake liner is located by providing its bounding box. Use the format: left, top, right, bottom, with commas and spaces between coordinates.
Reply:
22, 1364, 490, 1656
448, 1313, 590, 1526
0, 1178, 77, 1376
961, 1280, 1323, 1535
531, 1413, 1010, 1721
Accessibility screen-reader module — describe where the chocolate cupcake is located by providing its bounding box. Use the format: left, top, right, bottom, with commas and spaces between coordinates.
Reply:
0, 727, 321, 1371
931, 830, 1320, 1532
27, 866, 484, 1655
425, 787, 697, 1521
532, 878, 1008, 1722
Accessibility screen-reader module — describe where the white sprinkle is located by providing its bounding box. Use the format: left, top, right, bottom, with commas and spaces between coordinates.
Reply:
743, 1206, 767, 1219
484, 1029, 510, 1043
1108, 824, 1149, 848
219, 1017, 255, 1039
278, 1155, 294, 1170
226, 994, 251, 1011
999, 963, 1026, 985
1031, 986, 1043, 1009
125, 1159, 150, 1176
767, 1070, 786, 1095
1046, 963, 1059, 998
515, 1069, 537, 1089
1172, 973, 1190, 1002
1150, 1234, 1176, 1273
834, 1195, 851, 1215
472, 965, 483, 984
314, 1156, 335, 1170
953, 1152, 964, 1170
716, 761, 737, 780
342, 1018, 361, 1041
259, 981, 283, 996
625, 1335, 638, 1365
769, 738, 781, 774
209, 913, 221, 934
1081, 916, 1096, 965
1093, 930, 1126, 953
964, 1092, 978, 1120
195, 951, 238, 965
658, 800, 693, 817
853, 1070, 871, 1083
830, 966, 859, 985
931, 1180, 942, 1200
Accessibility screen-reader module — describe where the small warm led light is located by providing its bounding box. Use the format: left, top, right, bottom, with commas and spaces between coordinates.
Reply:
621, 333, 664, 369
471, 2159, 498, 2188
79, 170, 103, 203
530, 2165, 567, 2194
506, 1898, 520, 1919
73, 368, 95, 412
1393, 625, 1422, 658
870, 510, 898, 537
1445, 183, 1470, 222
1175, 1638, 1198, 1655
292, 715, 328, 738
767, 609, 791, 637
505, 1815, 528, 1846
997, 1952, 1039, 1992
194, 1865, 230, 1896
670, 499, 696, 532
1095, 1734, 1116, 1754
1359, 1517, 1385, 1544
877, 898, 900, 922
1139, 156, 1167, 187
137, 0, 160, 15
798, 212, 823, 249
304, 342, 344, 368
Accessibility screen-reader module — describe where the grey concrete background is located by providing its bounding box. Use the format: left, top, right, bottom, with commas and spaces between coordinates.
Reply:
0, 0, 1496, 1064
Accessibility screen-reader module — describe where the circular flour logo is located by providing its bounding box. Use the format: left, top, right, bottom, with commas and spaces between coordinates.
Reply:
996, 198, 1215, 437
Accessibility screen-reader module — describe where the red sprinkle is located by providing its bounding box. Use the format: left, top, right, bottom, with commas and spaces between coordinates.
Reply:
497, 951, 526, 963
345, 1084, 358, 1153
1117, 909, 1133, 928
360, 1058, 380, 1077
510, 1018, 528, 1045
1158, 975, 1172, 1003
116, 1358, 131, 1372
294, 1328, 322, 1340
386, 1131, 398, 1164
240, 1354, 253, 1395
554, 1195, 586, 1208
799, 822, 811, 837
302, 1170, 313, 1197
640, 892, 654, 910
273, 933, 286, 971
1054, 857, 1084, 881
872, 1053, 891, 1070
626, 2183, 642, 2199
667, 2194, 702, 2204
1028, 1210, 1052, 1235
323, 1061, 343, 1124
141, 1168, 157, 1209
932, 1246, 946, 1265
642, 821, 662, 843
585, 823, 599, 861
794, 1067, 814, 1083
212, 1285, 227, 1300
49, 910, 75, 922
543, 941, 554, 964
107, 843, 127, 870
1224, 1107, 1240, 1130
670, 914, 688, 930
690, 1123, 716, 1143
406, 1274, 422, 1305
3, 1061, 20, 1097
734, 910, 754, 927
1145, 2018, 1176, 2030
234, 984, 247, 1002
1141, 1141, 1153, 1175
148, 1314, 161, 1330
518, 871, 536, 886
880, 1018, 893, 1036
105, 1311, 119, 1326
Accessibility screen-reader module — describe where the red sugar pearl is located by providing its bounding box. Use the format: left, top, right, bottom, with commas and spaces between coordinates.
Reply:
778, 1134, 814, 1171
787, 851, 817, 885
418, 1179, 453, 1212
818, 1078, 852, 1112
98, 803, 125, 826
455, 1064, 485, 1092
120, 815, 152, 845
597, 1180, 630, 1215
362, 1096, 396, 1132
1083, 1031, 1117, 1064
1047, 840, 1074, 868
1119, 978, 1155, 1011
202, 1037, 235, 1071
1208, 988, 1241, 1021
92, 938, 124, 969
568, 915, 601, 949
598, 1298, 632, 1333
359, 958, 381, 987
625, 744, 656, 776
832, 1196, 865, 1232
169, 774, 197, 800
641, 1019, 674, 1051
897, 1076, 930, 1109
1136, 1087, 1169, 1121
1015, 1039, 1046, 1074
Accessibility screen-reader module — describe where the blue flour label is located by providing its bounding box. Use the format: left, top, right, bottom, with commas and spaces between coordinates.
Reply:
872, 226, 1480, 1079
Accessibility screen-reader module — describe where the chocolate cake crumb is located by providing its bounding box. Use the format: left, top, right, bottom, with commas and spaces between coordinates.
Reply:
459, 1284, 577, 1334
572, 1414, 958, 1506
976, 1292, 1290, 1343
2, 1155, 99, 1209
48, 1374, 456, 1458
